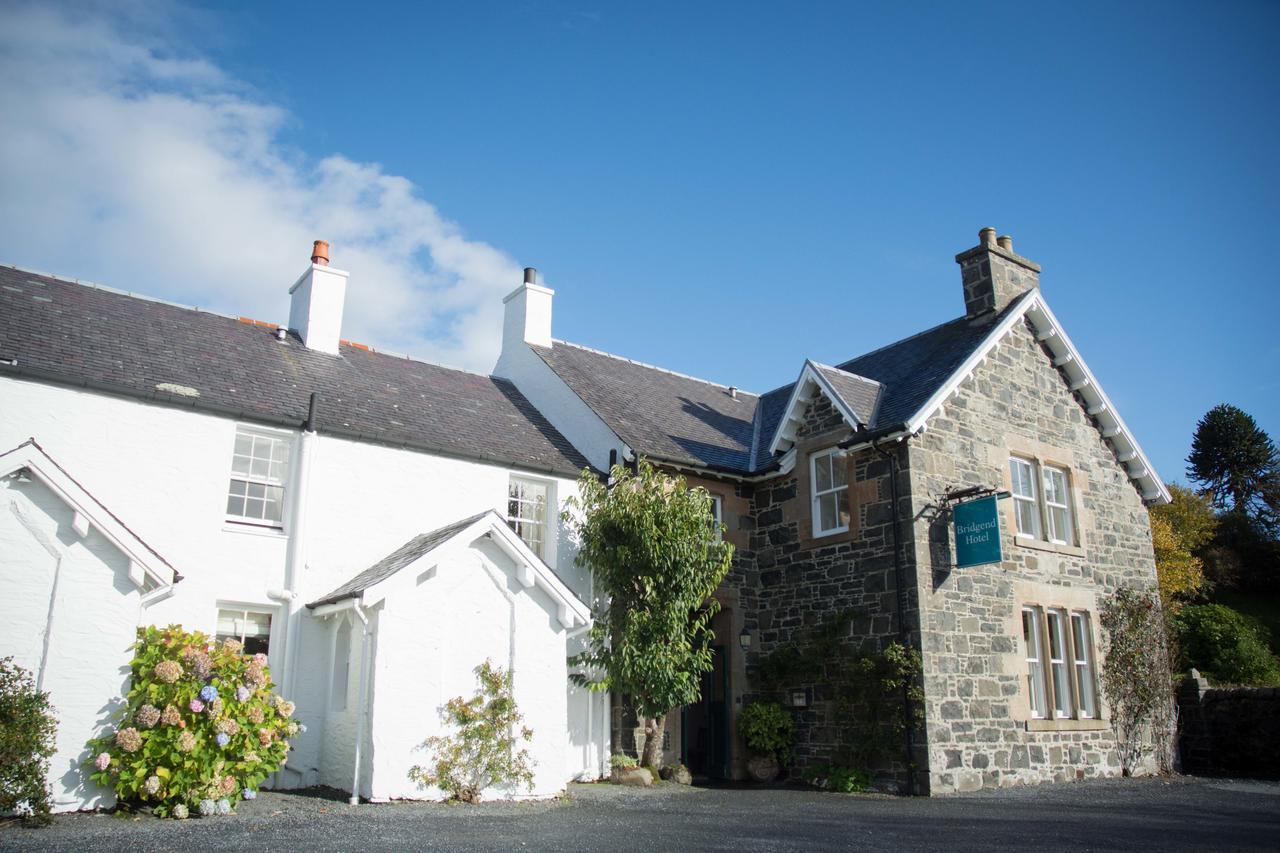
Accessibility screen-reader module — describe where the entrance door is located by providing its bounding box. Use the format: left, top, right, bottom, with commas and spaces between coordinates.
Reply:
681, 644, 729, 780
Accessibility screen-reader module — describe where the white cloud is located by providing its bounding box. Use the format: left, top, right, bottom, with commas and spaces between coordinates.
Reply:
0, 1, 522, 371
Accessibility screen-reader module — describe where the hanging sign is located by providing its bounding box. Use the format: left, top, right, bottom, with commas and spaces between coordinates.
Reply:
953, 495, 1002, 568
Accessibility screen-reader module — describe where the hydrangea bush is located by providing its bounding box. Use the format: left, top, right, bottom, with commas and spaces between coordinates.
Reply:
87, 625, 299, 818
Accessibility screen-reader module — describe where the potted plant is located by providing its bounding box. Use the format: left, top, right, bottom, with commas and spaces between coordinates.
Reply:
740, 701, 794, 783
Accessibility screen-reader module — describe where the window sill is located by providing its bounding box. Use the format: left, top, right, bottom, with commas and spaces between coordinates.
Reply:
1025, 718, 1107, 732
222, 522, 288, 539
1014, 536, 1085, 558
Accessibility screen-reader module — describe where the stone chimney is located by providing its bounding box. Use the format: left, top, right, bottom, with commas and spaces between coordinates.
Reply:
501, 267, 554, 350
288, 240, 349, 354
956, 227, 1041, 318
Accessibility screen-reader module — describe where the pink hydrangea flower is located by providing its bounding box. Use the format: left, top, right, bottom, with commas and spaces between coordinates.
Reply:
94, 752, 111, 771
161, 704, 181, 726
153, 660, 182, 684
189, 698, 204, 713
136, 704, 161, 728
115, 727, 142, 753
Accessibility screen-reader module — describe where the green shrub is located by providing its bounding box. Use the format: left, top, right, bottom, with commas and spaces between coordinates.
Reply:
408, 660, 535, 803
609, 752, 638, 770
739, 701, 794, 762
803, 763, 871, 793
0, 657, 58, 822
1174, 603, 1280, 686
87, 625, 297, 818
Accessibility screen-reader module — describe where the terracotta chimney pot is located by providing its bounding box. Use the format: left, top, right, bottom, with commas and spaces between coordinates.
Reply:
311, 240, 330, 266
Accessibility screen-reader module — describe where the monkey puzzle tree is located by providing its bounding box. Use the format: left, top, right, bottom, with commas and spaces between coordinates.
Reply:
564, 459, 734, 770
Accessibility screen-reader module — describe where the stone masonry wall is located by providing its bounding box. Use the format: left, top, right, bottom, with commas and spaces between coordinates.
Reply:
906, 316, 1159, 793
746, 391, 922, 790
1177, 671, 1280, 779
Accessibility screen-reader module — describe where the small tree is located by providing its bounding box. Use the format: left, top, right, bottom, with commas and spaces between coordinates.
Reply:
0, 658, 57, 823
408, 660, 534, 802
1099, 588, 1176, 776
564, 459, 734, 770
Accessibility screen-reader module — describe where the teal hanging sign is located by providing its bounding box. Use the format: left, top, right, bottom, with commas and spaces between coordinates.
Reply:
954, 495, 1002, 568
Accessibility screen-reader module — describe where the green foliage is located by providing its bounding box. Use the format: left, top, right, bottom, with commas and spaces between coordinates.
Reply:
758, 612, 923, 776
408, 660, 534, 803
0, 657, 57, 822
609, 752, 638, 770
1187, 403, 1279, 536
1172, 604, 1280, 686
1099, 588, 1176, 776
86, 625, 296, 818
1150, 484, 1217, 608
563, 459, 734, 765
738, 702, 794, 762
803, 763, 871, 794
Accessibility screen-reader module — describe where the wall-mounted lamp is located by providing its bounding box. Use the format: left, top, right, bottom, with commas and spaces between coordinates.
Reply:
738, 628, 752, 651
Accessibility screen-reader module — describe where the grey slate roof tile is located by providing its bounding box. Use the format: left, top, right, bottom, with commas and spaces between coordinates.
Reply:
0, 266, 592, 477
307, 512, 488, 607
532, 342, 758, 473
812, 363, 882, 425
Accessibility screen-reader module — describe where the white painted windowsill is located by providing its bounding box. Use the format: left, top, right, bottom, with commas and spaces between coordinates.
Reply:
222, 522, 289, 540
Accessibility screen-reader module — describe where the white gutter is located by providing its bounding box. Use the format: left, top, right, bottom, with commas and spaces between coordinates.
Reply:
350, 600, 374, 805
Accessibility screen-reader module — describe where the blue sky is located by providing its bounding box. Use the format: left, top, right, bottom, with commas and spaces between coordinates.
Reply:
1, 1, 1276, 486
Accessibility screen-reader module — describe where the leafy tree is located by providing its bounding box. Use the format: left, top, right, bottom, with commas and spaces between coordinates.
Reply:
0, 657, 57, 823
564, 459, 733, 769
1186, 404, 1279, 534
1172, 604, 1280, 686
408, 660, 534, 802
1149, 484, 1216, 607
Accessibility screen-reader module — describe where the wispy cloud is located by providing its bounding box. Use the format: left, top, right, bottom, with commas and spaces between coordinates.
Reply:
0, 1, 521, 371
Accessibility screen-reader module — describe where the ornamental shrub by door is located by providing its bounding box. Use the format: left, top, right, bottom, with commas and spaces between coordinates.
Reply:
87, 625, 299, 818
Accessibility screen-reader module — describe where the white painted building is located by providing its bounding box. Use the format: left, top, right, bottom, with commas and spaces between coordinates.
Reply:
0, 243, 609, 811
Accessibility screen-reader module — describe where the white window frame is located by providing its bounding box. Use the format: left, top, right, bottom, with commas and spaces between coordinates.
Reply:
1045, 609, 1073, 719
1042, 465, 1074, 545
215, 604, 275, 657
710, 494, 724, 540
225, 426, 293, 529
810, 447, 849, 537
1009, 456, 1041, 539
1071, 611, 1097, 718
1022, 606, 1048, 719
507, 475, 552, 560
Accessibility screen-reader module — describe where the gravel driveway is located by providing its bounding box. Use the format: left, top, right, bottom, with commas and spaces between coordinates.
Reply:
3, 776, 1277, 852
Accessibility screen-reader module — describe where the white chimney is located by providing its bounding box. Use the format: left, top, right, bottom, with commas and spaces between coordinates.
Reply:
502, 267, 554, 350
288, 240, 349, 355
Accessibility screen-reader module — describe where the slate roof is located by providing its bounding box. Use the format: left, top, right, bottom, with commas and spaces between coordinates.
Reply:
811, 363, 882, 425
531, 342, 759, 473
535, 297, 1030, 476
307, 513, 488, 608
0, 265, 591, 477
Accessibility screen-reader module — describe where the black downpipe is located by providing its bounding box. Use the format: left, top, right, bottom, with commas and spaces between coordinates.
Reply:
873, 436, 917, 796
304, 392, 319, 432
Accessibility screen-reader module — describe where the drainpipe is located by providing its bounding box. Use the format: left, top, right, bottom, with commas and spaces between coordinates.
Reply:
871, 434, 918, 796
280, 393, 319, 703
350, 601, 374, 805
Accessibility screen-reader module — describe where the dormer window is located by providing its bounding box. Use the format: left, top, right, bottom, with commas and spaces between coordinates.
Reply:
810, 447, 849, 537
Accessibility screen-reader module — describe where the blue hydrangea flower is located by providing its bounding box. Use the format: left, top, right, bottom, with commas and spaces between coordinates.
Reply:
198, 799, 216, 817
216, 732, 231, 748
199, 685, 219, 703
235, 685, 251, 702
242, 789, 256, 800
216, 798, 232, 816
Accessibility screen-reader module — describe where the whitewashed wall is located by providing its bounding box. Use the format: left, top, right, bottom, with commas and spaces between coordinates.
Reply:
0, 374, 607, 805
0, 475, 146, 812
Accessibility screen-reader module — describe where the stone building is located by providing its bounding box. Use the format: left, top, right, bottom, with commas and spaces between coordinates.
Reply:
497, 227, 1169, 793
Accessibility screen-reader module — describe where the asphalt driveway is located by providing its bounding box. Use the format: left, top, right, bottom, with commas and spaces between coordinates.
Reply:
3, 776, 1277, 852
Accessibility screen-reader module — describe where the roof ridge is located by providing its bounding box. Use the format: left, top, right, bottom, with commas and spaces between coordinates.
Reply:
807, 359, 884, 388
2, 263, 507, 384
552, 339, 758, 397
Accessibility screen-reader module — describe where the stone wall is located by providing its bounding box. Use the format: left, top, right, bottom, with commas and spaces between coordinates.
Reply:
1178, 670, 1280, 778
905, 317, 1160, 792
745, 394, 921, 790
